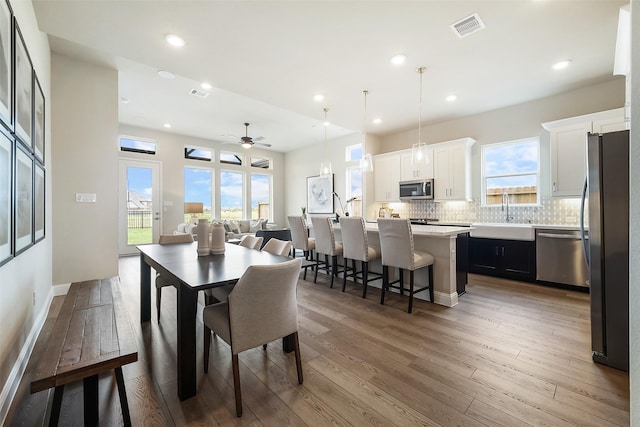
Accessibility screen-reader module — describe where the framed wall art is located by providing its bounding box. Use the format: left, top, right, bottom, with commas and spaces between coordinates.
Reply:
33, 74, 44, 163
0, 131, 11, 265
14, 144, 32, 254
306, 174, 334, 214
34, 162, 44, 242
0, 0, 11, 129
13, 20, 32, 149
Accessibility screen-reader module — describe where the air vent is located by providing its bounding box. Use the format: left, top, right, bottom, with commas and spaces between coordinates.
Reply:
450, 13, 485, 38
189, 88, 209, 98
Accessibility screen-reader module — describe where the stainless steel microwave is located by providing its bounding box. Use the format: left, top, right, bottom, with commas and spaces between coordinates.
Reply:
399, 179, 434, 200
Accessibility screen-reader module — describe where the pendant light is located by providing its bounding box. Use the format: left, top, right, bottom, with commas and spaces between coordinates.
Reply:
360, 90, 374, 172
319, 108, 332, 177
412, 66, 428, 165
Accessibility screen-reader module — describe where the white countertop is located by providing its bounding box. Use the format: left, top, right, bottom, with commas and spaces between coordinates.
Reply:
358, 222, 471, 238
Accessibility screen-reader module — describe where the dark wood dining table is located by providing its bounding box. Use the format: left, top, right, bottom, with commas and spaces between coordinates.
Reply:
137, 242, 292, 401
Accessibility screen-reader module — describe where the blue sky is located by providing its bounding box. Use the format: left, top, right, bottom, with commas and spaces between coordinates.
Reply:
484, 139, 538, 189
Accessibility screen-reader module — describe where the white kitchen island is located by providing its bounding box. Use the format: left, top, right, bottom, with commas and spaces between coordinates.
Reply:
330, 221, 472, 307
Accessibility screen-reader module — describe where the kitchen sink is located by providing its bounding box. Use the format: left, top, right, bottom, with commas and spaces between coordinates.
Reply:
470, 223, 535, 241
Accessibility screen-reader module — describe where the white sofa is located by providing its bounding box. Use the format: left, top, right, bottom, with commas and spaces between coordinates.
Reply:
176, 218, 269, 241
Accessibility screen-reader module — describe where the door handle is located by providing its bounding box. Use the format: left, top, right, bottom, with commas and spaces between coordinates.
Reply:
537, 233, 585, 239
154, 212, 160, 220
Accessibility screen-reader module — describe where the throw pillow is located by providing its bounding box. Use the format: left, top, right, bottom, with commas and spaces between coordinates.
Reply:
223, 221, 231, 233
249, 220, 261, 233
229, 220, 240, 234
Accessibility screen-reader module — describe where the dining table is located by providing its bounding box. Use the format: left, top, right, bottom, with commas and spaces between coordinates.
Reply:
137, 241, 293, 401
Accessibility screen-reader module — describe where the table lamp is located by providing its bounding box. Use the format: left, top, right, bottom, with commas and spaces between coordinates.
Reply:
184, 202, 203, 224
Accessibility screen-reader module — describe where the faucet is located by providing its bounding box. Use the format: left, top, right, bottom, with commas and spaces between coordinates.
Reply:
502, 192, 514, 223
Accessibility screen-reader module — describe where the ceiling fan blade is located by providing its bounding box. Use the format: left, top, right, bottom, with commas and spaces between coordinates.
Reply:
253, 136, 266, 142
255, 141, 272, 147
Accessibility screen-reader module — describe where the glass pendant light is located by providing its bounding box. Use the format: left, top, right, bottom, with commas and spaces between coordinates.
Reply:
412, 66, 428, 165
319, 108, 332, 177
360, 90, 374, 172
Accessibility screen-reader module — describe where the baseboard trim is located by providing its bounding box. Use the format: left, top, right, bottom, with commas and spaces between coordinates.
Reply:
0, 286, 54, 425
53, 282, 71, 296
434, 291, 459, 307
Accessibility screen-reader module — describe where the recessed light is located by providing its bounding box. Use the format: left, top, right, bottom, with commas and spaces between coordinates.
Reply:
165, 34, 185, 47
314, 94, 324, 102
157, 70, 175, 79
373, 118, 382, 124
390, 54, 407, 66
552, 60, 571, 70
201, 82, 212, 90
163, 123, 171, 128
120, 97, 130, 104
446, 94, 457, 102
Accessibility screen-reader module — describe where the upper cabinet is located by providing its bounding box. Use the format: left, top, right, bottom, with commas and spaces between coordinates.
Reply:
400, 149, 434, 181
432, 138, 476, 201
374, 153, 401, 202
543, 108, 627, 198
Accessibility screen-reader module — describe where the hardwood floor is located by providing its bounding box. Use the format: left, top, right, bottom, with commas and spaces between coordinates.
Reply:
6, 258, 629, 426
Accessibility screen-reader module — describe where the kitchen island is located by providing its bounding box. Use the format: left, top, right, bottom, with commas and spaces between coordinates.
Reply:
331, 221, 471, 307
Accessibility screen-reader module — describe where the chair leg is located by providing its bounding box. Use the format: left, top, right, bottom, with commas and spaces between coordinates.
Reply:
204, 325, 211, 373
342, 257, 348, 292
232, 354, 243, 417
293, 332, 304, 384
331, 255, 339, 288
314, 255, 320, 283
156, 287, 162, 323
328, 255, 334, 288
362, 262, 368, 298
428, 265, 434, 303
408, 270, 415, 313
399, 269, 405, 295
380, 265, 388, 305
352, 259, 358, 284
263, 344, 267, 350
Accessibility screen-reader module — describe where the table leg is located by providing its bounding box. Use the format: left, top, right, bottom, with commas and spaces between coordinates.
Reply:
48, 385, 64, 427
83, 375, 99, 426
140, 255, 151, 322
177, 283, 198, 400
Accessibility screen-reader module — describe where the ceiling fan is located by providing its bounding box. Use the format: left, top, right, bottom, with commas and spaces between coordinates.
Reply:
238, 122, 271, 149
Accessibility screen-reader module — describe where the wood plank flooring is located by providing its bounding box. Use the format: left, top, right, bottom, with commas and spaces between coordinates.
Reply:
6, 258, 629, 426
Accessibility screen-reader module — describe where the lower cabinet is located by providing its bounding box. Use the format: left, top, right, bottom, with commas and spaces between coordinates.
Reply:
468, 237, 536, 282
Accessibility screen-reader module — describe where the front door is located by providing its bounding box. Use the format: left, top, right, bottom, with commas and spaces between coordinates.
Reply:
118, 159, 161, 255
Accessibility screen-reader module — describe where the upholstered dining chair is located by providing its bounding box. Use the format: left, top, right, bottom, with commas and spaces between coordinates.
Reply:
287, 215, 315, 260
203, 258, 304, 417
377, 218, 435, 313
339, 216, 382, 298
310, 216, 344, 288
155, 233, 194, 323
262, 238, 292, 257
239, 235, 263, 250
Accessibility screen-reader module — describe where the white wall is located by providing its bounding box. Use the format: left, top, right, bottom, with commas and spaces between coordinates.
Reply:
629, 0, 639, 424
118, 124, 286, 230
0, 1, 51, 421
51, 53, 119, 284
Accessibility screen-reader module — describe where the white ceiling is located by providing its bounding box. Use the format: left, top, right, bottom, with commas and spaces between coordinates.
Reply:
33, 0, 627, 153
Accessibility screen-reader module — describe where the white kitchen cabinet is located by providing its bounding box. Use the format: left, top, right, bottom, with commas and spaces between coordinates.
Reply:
400, 149, 434, 181
374, 153, 401, 202
543, 108, 625, 198
432, 138, 475, 201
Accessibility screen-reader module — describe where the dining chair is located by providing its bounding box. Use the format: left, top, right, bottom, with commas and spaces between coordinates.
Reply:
339, 216, 382, 298
377, 218, 434, 313
262, 238, 292, 257
155, 233, 194, 323
239, 235, 263, 250
310, 216, 343, 288
203, 258, 304, 417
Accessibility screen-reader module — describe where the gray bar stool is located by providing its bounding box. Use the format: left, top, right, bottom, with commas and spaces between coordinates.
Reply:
287, 215, 316, 279
377, 218, 434, 313
310, 216, 343, 288
339, 216, 382, 298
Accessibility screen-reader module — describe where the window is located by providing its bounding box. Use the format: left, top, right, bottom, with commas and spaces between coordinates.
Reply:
250, 156, 271, 169
482, 137, 539, 205
346, 144, 363, 162
220, 171, 244, 220
185, 146, 212, 161
184, 168, 213, 222
251, 173, 271, 220
119, 136, 156, 155
344, 144, 363, 216
220, 152, 243, 166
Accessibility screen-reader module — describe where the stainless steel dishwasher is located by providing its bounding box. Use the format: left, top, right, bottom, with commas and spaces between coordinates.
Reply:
536, 229, 589, 287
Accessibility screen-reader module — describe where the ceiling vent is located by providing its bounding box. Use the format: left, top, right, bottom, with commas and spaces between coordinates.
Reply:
189, 88, 209, 98
450, 13, 485, 38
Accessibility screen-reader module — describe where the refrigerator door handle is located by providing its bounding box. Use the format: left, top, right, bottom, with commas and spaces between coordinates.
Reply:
579, 176, 590, 268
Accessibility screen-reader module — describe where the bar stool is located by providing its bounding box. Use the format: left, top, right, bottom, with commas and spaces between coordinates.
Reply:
310, 216, 343, 288
377, 218, 434, 313
339, 216, 382, 298
288, 215, 316, 279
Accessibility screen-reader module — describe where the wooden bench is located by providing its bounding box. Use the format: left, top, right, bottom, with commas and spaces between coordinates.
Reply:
30, 277, 138, 426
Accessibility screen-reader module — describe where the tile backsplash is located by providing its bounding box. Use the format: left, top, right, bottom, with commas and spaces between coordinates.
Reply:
384, 197, 586, 226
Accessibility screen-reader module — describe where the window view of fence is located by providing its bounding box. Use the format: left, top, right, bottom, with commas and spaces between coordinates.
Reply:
127, 208, 152, 244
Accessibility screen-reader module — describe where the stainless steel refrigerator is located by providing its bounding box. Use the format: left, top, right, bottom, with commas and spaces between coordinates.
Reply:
580, 130, 629, 372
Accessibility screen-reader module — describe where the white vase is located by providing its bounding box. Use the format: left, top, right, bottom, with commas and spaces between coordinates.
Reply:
196, 218, 210, 256
209, 222, 226, 255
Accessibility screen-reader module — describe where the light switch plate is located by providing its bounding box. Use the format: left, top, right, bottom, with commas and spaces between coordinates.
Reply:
76, 193, 96, 203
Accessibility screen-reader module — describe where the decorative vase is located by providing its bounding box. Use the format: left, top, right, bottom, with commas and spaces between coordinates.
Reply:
209, 222, 226, 255
196, 218, 210, 256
